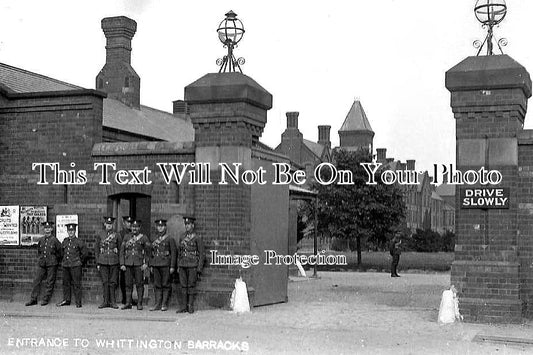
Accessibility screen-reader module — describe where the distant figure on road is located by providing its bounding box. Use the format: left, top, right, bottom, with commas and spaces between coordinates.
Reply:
390, 234, 402, 278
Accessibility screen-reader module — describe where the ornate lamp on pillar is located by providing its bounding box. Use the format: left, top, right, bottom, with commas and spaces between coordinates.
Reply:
473, 0, 508, 55
216, 10, 246, 73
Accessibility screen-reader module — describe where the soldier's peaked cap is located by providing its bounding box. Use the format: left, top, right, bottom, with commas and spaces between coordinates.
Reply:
66, 223, 78, 230
183, 215, 196, 223
155, 219, 167, 226
103, 216, 115, 224
122, 216, 133, 223
41, 221, 54, 227
132, 220, 142, 227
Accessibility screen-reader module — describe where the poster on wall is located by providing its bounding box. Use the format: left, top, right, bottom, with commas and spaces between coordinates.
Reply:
55, 215, 78, 243
0, 206, 20, 246
20, 206, 48, 246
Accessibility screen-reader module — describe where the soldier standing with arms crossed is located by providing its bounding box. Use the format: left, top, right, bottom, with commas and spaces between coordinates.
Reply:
56, 223, 88, 308
176, 215, 204, 314
95, 217, 121, 309
25, 221, 62, 306
120, 220, 150, 310
149, 219, 176, 311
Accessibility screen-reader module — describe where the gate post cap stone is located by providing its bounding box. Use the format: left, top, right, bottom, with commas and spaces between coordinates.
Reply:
184, 73, 272, 110
445, 55, 532, 98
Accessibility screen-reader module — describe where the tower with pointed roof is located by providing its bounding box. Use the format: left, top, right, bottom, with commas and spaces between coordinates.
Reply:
338, 100, 374, 153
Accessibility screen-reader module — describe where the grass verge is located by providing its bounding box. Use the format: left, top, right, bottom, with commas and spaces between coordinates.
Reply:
301, 251, 454, 272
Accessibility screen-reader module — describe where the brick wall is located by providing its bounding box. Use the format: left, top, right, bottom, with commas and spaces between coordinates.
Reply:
0, 91, 199, 304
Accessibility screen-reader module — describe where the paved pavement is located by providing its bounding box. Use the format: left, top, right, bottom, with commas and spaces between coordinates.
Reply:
1, 271, 533, 354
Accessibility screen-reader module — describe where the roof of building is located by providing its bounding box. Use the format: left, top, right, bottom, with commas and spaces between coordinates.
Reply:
435, 183, 456, 196
339, 100, 373, 132
0, 62, 194, 142
253, 140, 276, 152
103, 99, 194, 142
0, 62, 82, 93
303, 139, 326, 159
431, 191, 443, 201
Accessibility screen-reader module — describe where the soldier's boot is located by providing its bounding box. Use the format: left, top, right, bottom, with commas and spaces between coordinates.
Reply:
176, 288, 188, 313
109, 288, 119, 309
187, 293, 195, 314
98, 285, 109, 309
161, 290, 170, 311
121, 291, 132, 310
150, 290, 162, 311
137, 286, 144, 310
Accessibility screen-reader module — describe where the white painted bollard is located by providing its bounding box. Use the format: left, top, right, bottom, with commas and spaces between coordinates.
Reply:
230, 277, 251, 313
438, 286, 462, 324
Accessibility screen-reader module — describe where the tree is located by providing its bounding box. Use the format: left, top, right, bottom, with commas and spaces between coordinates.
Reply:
306, 148, 406, 265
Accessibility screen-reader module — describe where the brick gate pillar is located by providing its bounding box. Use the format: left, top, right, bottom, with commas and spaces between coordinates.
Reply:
446, 55, 532, 322
184, 73, 272, 308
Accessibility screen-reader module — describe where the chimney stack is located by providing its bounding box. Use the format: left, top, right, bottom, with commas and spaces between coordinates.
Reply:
96, 16, 141, 109
376, 148, 387, 162
286, 112, 299, 129
406, 159, 415, 171
318, 125, 331, 147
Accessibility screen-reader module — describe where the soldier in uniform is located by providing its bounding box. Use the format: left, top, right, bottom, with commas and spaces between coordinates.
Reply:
390, 234, 402, 278
176, 215, 204, 313
149, 219, 176, 311
25, 221, 62, 306
120, 220, 150, 310
118, 216, 132, 304
95, 217, 121, 309
56, 223, 88, 308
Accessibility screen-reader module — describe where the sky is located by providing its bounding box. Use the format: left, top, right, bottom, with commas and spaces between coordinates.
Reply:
1, 0, 532, 173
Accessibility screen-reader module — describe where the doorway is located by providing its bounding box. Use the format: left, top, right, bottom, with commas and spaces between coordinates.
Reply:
108, 193, 152, 238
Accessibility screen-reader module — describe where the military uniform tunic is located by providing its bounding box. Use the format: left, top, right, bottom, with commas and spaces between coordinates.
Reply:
95, 230, 122, 305
177, 232, 205, 292
37, 235, 62, 267
95, 231, 121, 266
120, 232, 150, 305
61, 236, 88, 306
62, 237, 87, 268
150, 234, 176, 268
120, 233, 150, 266
150, 233, 177, 298
177, 232, 204, 270
30, 234, 62, 302
118, 228, 130, 303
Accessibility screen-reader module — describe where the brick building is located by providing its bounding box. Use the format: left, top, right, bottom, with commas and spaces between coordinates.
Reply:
0, 16, 289, 308
277, 98, 455, 236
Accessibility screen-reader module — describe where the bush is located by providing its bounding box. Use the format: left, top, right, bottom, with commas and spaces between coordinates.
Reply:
402, 229, 455, 252
331, 237, 357, 251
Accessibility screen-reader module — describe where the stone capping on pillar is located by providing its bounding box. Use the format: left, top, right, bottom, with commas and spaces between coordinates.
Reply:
184, 73, 273, 110
445, 55, 532, 98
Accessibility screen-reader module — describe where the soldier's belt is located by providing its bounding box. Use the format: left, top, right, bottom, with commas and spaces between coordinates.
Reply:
182, 251, 198, 256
